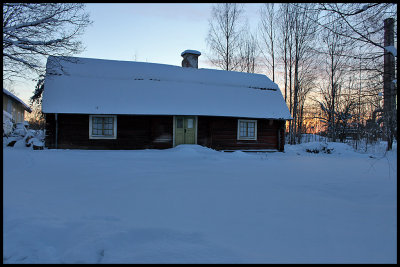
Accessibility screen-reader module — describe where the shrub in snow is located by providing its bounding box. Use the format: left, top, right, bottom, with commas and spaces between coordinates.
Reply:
31, 138, 44, 150
12, 138, 28, 148
3, 111, 13, 137
4, 124, 45, 149
35, 130, 45, 141
303, 142, 334, 154
5, 137, 17, 147
13, 122, 28, 137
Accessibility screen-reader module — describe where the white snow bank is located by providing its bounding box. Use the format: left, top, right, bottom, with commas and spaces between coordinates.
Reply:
167, 145, 259, 160
3, 142, 396, 263
168, 144, 219, 154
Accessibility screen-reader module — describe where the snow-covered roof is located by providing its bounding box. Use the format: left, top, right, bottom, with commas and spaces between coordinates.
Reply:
181, 50, 201, 56
3, 88, 32, 113
42, 56, 292, 120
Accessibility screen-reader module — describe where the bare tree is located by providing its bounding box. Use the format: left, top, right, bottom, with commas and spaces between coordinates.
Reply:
206, 3, 245, 71
3, 3, 91, 81
296, 53, 318, 143
237, 25, 259, 73
259, 3, 276, 82
318, 15, 351, 142
274, 4, 296, 138
314, 3, 396, 51
290, 4, 319, 144
307, 3, 397, 149
278, 4, 292, 103
276, 4, 291, 102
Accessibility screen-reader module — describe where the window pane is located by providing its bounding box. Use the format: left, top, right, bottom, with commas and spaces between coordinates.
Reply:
93, 123, 102, 130
248, 129, 254, 137
187, 119, 193, 128
92, 116, 115, 137
238, 120, 257, 138
177, 118, 183, 128
104, 123, 113, 130
239, 121, 245, 137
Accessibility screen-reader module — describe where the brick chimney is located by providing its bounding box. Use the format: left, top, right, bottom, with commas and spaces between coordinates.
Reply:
181, 50, 201, 68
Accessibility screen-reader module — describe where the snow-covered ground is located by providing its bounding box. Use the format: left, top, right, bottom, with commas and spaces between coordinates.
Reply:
3, 142, 397, 263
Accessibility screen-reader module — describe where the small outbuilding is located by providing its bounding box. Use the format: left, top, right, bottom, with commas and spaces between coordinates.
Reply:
42, 50, 292, 151
3, 88, 32, 123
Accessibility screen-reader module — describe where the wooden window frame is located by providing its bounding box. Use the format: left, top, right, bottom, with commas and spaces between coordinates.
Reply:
89, 115, 117, 139
237, 119, 257, 140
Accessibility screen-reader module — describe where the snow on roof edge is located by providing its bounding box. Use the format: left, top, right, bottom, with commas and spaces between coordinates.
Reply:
46, 55, 280, 90
181, 50, 201, 56
40, 110, 291, 120
3, 88, 32, 112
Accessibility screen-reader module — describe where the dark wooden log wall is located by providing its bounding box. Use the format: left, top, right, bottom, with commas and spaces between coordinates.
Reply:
45, 114, 173, 149
44, 113, 56, 148
197, 116, 285, 151
44, 114, 286, 151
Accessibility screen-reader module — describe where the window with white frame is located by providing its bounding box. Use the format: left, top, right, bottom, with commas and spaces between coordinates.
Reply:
89, 115, 117, 139
237, 119, 257, 140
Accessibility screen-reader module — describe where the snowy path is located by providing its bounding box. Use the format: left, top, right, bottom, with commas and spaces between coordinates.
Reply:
3, 144, 397, 263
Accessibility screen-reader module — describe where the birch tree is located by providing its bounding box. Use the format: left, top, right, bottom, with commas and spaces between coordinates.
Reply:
289, 4, 319, 144
237, 26, 259, 73
259, 3, 276, 82
206, 3, 245, 71
277, 4, 292, 103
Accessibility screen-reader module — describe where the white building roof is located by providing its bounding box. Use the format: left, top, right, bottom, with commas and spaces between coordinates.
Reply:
3, 88, 32, 113
42, 56, 292, 120
181, 50, 201, 56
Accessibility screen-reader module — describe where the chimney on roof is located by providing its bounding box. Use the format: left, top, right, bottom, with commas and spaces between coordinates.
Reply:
181, 50, 201, 69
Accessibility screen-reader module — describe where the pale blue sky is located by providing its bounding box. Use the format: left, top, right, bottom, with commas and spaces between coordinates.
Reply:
8, 3, 264, 104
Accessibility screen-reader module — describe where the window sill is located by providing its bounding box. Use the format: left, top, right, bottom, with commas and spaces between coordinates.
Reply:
89, 135, 117, 140
237, 137, 257, 141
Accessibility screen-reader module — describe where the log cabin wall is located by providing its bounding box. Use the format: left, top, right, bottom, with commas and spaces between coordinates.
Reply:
45, 114, 173, 149
44, 113, 56, 148
44, 114, 286, 151
197, 116, 285, 151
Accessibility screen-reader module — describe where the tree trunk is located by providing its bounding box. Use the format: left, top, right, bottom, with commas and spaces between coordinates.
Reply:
383, 18, 395, 151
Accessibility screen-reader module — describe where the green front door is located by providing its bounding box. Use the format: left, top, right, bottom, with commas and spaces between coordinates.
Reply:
175, 116, 196, 146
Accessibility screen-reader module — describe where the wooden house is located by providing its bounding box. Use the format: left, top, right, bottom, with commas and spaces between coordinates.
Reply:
3, 88, 32, 123
42, 51, 292, 151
